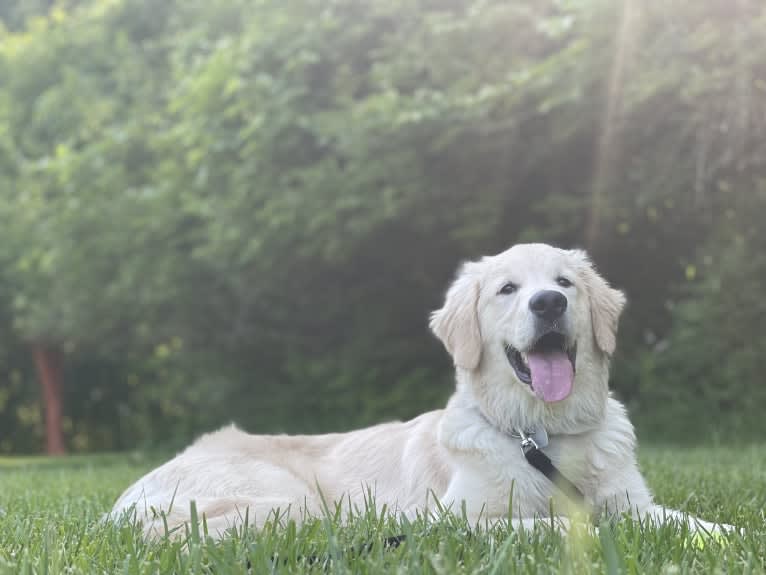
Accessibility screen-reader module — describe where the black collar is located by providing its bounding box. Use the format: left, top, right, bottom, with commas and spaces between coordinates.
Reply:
516, 428, 586, 504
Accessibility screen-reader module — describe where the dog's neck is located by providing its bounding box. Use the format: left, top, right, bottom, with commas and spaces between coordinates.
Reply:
451, 358, 610, 437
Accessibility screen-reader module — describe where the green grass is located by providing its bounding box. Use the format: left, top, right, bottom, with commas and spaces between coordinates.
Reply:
0, 446, 764, 574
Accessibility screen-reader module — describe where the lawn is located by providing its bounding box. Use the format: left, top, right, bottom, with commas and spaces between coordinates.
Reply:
0, 445, 764, 574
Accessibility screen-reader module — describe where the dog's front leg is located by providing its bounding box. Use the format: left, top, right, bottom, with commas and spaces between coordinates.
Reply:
596, 462, 733, 533
641, 505, 734, 533
401, 503, 571, 532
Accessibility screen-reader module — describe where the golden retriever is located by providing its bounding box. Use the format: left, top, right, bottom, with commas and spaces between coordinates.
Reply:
112, 243, 729, 538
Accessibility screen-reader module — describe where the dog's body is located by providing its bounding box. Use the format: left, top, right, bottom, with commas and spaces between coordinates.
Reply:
112, 244, 727, 537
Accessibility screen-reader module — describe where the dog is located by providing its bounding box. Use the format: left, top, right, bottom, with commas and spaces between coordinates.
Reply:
111, 243, 729, 538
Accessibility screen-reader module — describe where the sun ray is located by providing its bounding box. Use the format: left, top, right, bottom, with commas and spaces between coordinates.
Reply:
586, 0, 639, 251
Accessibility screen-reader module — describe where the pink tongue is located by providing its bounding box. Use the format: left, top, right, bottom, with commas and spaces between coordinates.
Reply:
527, 351, 574, 402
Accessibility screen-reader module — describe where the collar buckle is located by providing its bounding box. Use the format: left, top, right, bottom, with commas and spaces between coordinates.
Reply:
516, 428, 539, 455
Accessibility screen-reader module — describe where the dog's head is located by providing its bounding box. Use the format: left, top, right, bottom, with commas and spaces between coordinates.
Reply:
431, 244, 625, 429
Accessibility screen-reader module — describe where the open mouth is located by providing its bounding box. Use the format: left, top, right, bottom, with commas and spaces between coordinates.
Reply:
504, 332, 577, 403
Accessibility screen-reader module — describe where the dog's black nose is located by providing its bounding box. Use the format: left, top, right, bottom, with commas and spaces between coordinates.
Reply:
529, 290, 568, 321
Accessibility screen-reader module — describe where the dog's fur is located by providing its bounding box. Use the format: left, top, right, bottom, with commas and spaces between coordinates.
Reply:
112, 244, 728, 538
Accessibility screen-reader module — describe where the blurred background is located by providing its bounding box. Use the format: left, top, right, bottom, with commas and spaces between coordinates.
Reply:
0, 0, 764, 455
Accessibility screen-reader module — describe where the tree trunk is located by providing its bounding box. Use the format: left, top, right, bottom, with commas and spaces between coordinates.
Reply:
33, 345, 66, 456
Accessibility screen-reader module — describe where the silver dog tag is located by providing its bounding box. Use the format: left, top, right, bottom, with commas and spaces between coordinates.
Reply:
530, 427, 549, 449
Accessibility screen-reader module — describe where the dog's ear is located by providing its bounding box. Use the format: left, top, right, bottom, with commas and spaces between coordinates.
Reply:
571, 250, 626, 356
430, 262, 482, 370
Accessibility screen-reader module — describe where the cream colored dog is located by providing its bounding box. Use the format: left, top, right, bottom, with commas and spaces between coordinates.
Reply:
112, 243, 729, 538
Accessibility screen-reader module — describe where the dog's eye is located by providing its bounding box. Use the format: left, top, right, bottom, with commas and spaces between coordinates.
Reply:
556, 276, 573, 288
498, 282, 518, 295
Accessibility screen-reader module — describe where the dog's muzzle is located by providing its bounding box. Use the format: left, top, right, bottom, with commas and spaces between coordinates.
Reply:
504, 330, 577, 403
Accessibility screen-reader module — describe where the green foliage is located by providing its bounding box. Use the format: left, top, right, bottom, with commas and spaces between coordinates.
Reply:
0, 0, 764, 451
0, 447, 764, 573
626, 189, 766, 441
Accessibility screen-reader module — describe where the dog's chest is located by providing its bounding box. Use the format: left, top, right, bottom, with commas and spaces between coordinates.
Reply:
506, 436, 596, 501
444, 433, 601, 518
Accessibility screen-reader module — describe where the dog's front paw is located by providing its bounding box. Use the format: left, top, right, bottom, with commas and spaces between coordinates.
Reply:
693, 517, 736, 534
